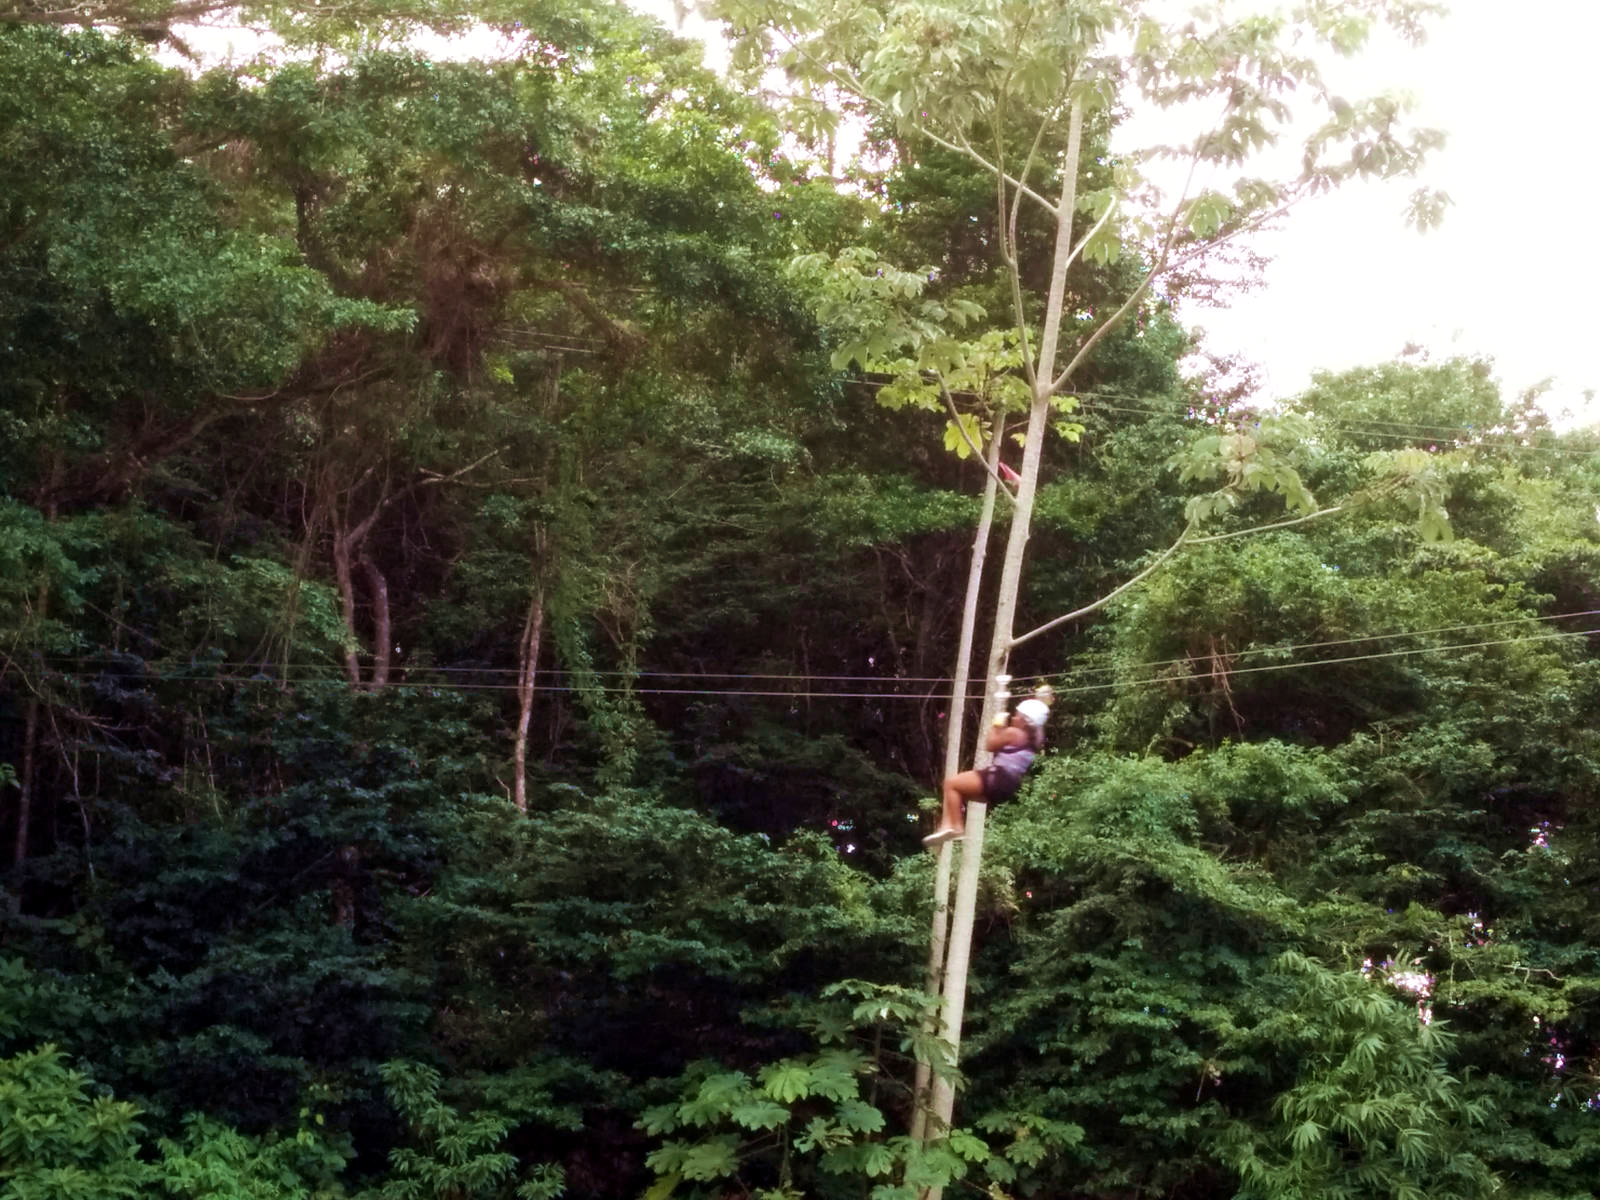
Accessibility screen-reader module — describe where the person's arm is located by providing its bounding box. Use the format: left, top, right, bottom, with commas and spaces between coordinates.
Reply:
983, 723, 1027, 753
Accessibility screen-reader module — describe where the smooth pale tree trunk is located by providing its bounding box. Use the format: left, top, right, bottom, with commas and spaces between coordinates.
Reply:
512, 579, 546, 814
911, 412, 1006, 1143
909, 839, 954, 1144
975, 98, 1083, 715
922, 100, 1084, 1198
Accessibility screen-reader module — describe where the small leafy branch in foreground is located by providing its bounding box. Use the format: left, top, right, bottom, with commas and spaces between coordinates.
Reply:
362, 1060, 566, 1200
637, 980, 1081, 1199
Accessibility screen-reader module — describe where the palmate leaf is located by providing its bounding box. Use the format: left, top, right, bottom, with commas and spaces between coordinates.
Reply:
759, 1060, 812, 1104
993, 374, 1032, 408
806, 1008, 855, 1046
813, 1048, 872, 1096
637, 1104, 680, 1136
516, 1163, 567, 1200
1291, 1118, 1324, 1151
900, 1137, 965, 1190
834, 1099, 886, 1134
1054, 419, 1085, 443
947, 1128, 990, 1162
794, 1117, 851, 1154
680, 1136, 741, 1181
1406, 186, 1452, 231
1081, 218, 1122, 265
844, 992, 925, 1026
875, 372, 940, 411
729, 1099, 790, 1131
916, 336, 968, 377
1004, 1133, 1047, 1167
858, 1142, 897, 1177
984, 1156, 1017, 1184
648, 1136, 741, 1182
944, 413, 984, 459
679, 1072, 753, 1126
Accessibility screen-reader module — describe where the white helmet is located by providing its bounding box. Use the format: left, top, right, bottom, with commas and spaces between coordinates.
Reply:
1016, 698, 1051, 727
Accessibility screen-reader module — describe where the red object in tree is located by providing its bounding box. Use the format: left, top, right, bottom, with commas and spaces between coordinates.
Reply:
999, 463, 1021, 484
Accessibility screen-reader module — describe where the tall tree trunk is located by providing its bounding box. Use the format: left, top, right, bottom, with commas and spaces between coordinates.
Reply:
912, 411, 1006, 1144
323, 460, 396, 690
512, 578, 546, 814
329, 484, 392, 690
330, 844, 360, 929
924, 99, 1085, 1190
360, 556, 392, 688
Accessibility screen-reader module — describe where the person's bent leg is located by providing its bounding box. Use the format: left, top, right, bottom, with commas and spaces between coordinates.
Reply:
924, 770, 985, 845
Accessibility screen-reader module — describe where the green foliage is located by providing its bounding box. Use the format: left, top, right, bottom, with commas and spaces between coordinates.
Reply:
359, 1060, 562, 1200
788, 249, 983, 374
0, 500, 86, 651
1291, 358, 1507, 452
156, 1110, 352, 1200
637, 986, 1002, 1197
1217, 952, 1497, 1200
0, 1042, 356, 1199
0, 1044, 152, 1199
1, 2, 1598, 1198
0, 26, 398, 419
1168, 413, 1320, 520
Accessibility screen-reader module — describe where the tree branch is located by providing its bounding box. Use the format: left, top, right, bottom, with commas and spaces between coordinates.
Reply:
1186, 503, 1346, 544
1010, 522, 1195, 650
995, 117, 1049, 390
910, 124, 1056, 216
1011, 500, 1354, 650
1007, 114, 1052, 264
41, 353, 391, 509
349, 446, 502, 546
939, 379, 1016, 507
1064, 197, 1120, 277
1048, 158, 1197, 395
528, 279, 646, 356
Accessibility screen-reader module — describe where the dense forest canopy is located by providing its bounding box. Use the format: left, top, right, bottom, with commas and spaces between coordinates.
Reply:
5, 2, 1600, 1198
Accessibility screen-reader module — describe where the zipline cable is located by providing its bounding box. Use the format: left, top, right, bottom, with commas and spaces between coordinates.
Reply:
20, 624, 1600, 701
29, 607, 1600, 683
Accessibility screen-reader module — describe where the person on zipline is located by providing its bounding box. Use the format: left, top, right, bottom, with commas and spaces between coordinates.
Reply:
924, 696, 1051, 846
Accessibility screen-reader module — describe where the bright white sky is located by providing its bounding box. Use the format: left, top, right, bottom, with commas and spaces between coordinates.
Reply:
1172, 0, 1600, 423
646, 0, 1598, 423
